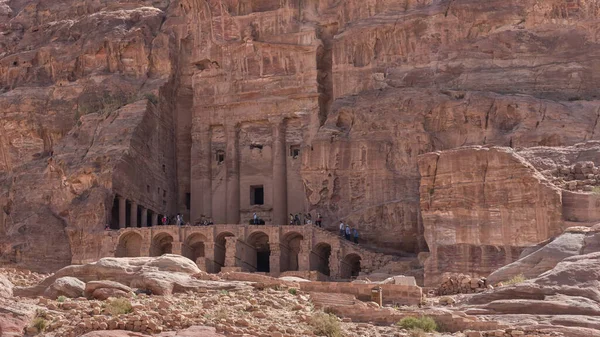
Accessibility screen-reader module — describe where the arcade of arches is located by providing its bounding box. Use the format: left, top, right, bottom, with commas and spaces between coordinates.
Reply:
110, 225, 389, 279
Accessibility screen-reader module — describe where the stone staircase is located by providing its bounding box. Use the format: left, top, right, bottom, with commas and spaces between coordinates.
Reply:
310, 225, 395, 272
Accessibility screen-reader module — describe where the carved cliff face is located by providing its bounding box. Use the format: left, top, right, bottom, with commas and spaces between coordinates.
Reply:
2, 0, 600, 280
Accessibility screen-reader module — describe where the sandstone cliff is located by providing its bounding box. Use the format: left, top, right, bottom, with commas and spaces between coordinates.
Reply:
2, 0, 600, 283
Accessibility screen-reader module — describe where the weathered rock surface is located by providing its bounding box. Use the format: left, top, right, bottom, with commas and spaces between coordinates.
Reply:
80, 326, 226, 337
418, 146, 564, 286
487, 226, 600, 284
43, 276, 86, 299
0, 273, 13, 298
15, 255, 246, 297
462, 251, 600, 335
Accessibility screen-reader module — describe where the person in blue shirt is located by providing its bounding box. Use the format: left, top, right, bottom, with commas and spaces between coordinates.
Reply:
353, 228, 359, 244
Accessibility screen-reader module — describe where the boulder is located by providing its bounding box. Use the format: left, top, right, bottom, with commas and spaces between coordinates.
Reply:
43, 276, 85, 299
85, 280, 132, 295
91, 288, 132, 300
0, 274, 14, 298
15, 255, 247, 297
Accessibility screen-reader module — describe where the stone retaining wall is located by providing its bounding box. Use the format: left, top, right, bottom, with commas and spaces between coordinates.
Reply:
299, 281, 422, 306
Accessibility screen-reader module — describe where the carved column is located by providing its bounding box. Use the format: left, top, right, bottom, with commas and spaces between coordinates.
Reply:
298, 240, 311, 271
204, 242, 216, 273
118, 196, 126, 229
269, 242, 282, 276
191, 121, 212, 224
225, 236, 238, 268
171, 241, 183, 255
270, 116, 288, 226
130, 201, 138, 228
151, 212, 158, 227
226, 123, 240, 224
141, 207, 148, 227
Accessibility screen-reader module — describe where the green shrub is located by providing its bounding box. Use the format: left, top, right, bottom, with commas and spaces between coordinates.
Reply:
144, 93, 159, 105
106, 298, 133, 316
592, 186, 600, 194
31, 317, 48, 333
503, 274, 526, 286
56, 295, 67, 303
288, 288, 297, 295
397, 316, 438, 332
310, 312, 342, 337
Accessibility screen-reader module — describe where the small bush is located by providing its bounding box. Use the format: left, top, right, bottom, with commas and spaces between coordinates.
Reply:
35, 309, 48, 319
219, 290, 229, 296
56, 295, 66, 303
592, 186, 600, 194
31, 317, 48, 333
288, 288, 297, 295
214, 308, 228, 321
397, 316, 438, 332
144, 93, 158, 105
503, 274, 526, 286
106, 298, 132, 316
310, 312, 342, 337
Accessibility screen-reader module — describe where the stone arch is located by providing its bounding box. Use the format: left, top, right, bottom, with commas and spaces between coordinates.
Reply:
214, 232, 234, 273
247, 231, 270, 273
310, 242, 331, 276
150, 232, 174, 256
281, 232, 303, 272
183, 233, 207, 265
341, 253, 361, 279
116, 232, 143, 257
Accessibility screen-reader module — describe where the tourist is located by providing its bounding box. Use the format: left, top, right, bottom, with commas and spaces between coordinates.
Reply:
294, 214, 301, 226
345, 224, 351, 240
316, 213, 322, 227
161, 215, 167, 226
176, 214, 182, 226
353, 228, 359, 244
104, 225, 110, 231
289, 213, 294, 225
306, 213, 312, 225
253, 212, 258, 225
339, 221, 345, 236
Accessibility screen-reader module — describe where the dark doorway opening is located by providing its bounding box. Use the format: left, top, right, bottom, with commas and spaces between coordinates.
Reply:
136, 205, 142, 227
110, 197, 119, 229
250, 185, 264, 205
185, 193, 191, 210
257, 251, 270, 272
147, 211, 152, 227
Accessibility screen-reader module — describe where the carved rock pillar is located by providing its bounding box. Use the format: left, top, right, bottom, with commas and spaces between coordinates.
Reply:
270, 116, 288, 226
118, 196, 126, 229
269, 242, 282, 275
298, 240, 311, 272
130, 201, 138, 228
191, 122, 212, 223
151, 212, 158, 227
225, 236, 238, 267
226, 124, 240, 224
141, 207, 148, 227
171, 241, 183, 255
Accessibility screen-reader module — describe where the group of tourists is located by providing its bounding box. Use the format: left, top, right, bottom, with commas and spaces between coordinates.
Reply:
288, 213, 322, 227
339, 221, 359, 244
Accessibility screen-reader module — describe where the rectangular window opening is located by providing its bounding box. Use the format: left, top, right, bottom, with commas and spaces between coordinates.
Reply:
250, 144, 263, 150
290, 145, 300, 159
216, 150, 225, 164
250, 185, 264, 205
